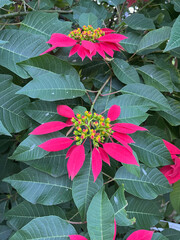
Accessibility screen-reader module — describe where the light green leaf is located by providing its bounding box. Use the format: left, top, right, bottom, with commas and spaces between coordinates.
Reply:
98, 0, 125, 6
0, 0, 14, 8
72, 155, 103, 220
20, 11, 72, 40
87, 188, 114, 240
137, 64, 173, 92
120, 32, 142, 54
137, 27, 171, 52
126, 196, 163, 229
120, 83, 171, 111
0, 74, 30, 133
9, 216, 77, 240
79, 13, 98, 28
164, 15, 180, 52
0, 121, 11, 136
3, 167, 72, 205
162, 228, 180, 240
115, 165, 172, 200
173, 0, 180, 12
0, 40, 8, 45
152, 232, 168, 240
159, 97, 180, 126
17, 55, 85, 101
0, 225, 12, 240
6, 200, 66, 230
130, 131, 173, 167
0, 30, 48, 78
111, 59, 140, 84
110, 186, 135, 226
170, 181, 180, 214
124, 13, 155, 30
27, 150, 68, 177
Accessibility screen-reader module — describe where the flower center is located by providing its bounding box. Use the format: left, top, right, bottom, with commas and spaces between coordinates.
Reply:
68, 25, 105, 43
72, 111, 113, 147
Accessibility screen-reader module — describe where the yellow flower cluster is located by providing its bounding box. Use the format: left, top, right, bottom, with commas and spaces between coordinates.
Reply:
68, 25, 105, 42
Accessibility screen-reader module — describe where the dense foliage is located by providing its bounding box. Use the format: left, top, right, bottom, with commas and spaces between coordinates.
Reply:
0, 0, 180, 239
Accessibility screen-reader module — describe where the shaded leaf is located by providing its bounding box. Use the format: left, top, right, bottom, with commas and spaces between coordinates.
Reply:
120, 32, 142, 54
124, 13, 155, 30
170, 181, 180, 214
0, 225, 12, 240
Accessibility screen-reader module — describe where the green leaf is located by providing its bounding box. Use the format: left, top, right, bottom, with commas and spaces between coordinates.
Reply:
111, 59, 140, 84
173, 0, 180, 12
159, 97, 180, 126
5, 200, 66, 230
170, 181, 180, 214
0, 40, 8, 45
137, 64, 173, 92
0, 121, 11, 136
98, 0, 125, 6
79, 13, 98, 28
24, 100, 63, 124
107, 94, 150, 125
0, 74, 30, 133
27, 150, 68, 177
120, 83, 171, 111
110, 185, 135, 226
87, 188, 115, 240
152, 232, 168, 240
17, 55, 85, 101
0, 225, 12, 240
124, 13, 155, 31
137, 27, 171, 52
72, 155, 103, 220
120, 32, 142, 54
9, 216, 77, 240
0, 30, 48, 78
3, 167, 72, 205
162, 229, 180, 240
20, 11, 72, 40
0, 0, 14, 8
164, 15, 180, 52
115, 165, 172, 200
130, 131, 173, 167
126, 196, 163, 229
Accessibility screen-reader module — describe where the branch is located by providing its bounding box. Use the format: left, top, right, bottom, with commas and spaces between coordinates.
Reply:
0, 9, 73, 19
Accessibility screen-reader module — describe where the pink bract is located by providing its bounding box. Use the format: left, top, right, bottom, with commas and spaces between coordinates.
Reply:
127, 0, 148, 7
30, 104, 147, 181
40, 26, 127, 61
127, 230, 153, 240
160, 140, 180, 184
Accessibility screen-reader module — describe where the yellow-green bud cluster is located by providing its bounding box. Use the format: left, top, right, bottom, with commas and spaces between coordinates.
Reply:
68, 25, 105, 43
72, 111, 113, 147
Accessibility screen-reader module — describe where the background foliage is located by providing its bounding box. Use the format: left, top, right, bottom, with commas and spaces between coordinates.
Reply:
0, 0, 180, 239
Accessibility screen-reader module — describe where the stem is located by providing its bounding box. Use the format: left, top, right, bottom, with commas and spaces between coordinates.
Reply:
90, 75, 112, 113
104, 178, 115, 185
0, 9, 73, 19
100, 90, 121, 96
66, 220, 87, 225
139, 0, 155, 12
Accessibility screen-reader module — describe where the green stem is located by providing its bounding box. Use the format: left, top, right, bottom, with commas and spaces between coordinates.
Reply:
0, 9, 73, 19
90, 75, 112, 113
139, 0, 155, 12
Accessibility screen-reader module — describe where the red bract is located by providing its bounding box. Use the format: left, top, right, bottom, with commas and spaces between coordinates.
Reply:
41, 25, 127, 60
30, 104, 147, 181
160, 140, 180, 184
127, 0, 148, 7
127, 230, 153, 240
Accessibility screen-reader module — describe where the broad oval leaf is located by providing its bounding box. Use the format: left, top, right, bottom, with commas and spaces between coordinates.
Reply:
0, 225, 12, 240
111, 59, 140, 84
5, 200, 66, 230
137, 64, 173, 93
79, 13, 98, 28
9, 216, 77, 240
0, 121, 11, 136
3, 167, 72, 205
0, 30, 48, 78
115, 165, 172, 200
162, 229, 180, 240
72, 155, 103, 220
87, 188, 115, 240
126, 196, 163, 229
120, 83, 171, 111
124, 13, 155, 30
120, 32, 142, 54
130, 131, 173, 167
170, 181, 180, 214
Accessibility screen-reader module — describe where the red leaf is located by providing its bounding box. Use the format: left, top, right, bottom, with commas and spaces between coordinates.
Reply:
101, 28, 116, 34
57, 105, 75, 118
163, 139, 180, 155
47, 33, 77, 47
40, 46, 56, 55
69, 235, 88, 240
66, 145, 77, 158
98, 33, 128, 43
92, 148, 102, 181
82, 40, 96, 53
67, 145, 85, 180
30, 121, 68, 135
69, 44, 80, 57
103, 143, 139, 165
38, 138, 73, 152
113, 219, 116, 240
127, 230, 153, 240
95, 43, 106, 58
112, 123, 147, 134
112, 132, 134, 144
107, 105, 121, 121
99, 43, 114, 57
99, 147, 110, 165
77, 45, 88, 60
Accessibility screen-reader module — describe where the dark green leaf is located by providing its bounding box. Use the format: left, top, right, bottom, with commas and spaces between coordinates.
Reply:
124, 13, 155, 30
162, 228, 180, 240
120, 32, 142, 54
170, 181, 180, 214
0, 225, 12, 240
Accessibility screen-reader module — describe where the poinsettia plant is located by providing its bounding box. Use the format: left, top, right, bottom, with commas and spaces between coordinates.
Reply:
0, 0, 180, 240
